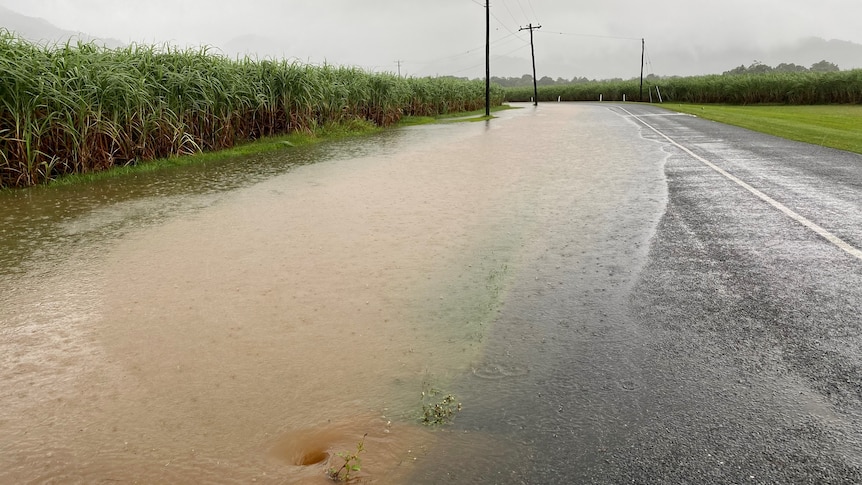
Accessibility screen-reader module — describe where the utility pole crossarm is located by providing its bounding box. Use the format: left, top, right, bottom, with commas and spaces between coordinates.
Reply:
519, 24, 542, 106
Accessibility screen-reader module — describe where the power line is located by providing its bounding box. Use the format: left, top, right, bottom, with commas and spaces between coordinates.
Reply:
540, 30, 642, 41
407, 1, 532, 79
644, 44, 656, 76
514, 0, 529, 22
411, 34, 518, 63
489, 7, 525, 37
423, 38, 531, 77
498, 0, 520, 28
495, 42, 531, 57
406, 31, 525, 72
525, 0, 539, 23
410, 32, 532, 77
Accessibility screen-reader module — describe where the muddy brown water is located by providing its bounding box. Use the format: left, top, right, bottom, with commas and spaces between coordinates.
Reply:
0, 104, 667, 483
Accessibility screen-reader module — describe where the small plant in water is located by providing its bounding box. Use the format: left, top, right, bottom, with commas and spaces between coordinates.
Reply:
328, 434, 366, 482
421, 389, 462, 425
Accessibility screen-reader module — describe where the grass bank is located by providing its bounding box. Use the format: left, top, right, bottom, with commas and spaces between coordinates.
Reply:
399, 104, 518, 126
46, 118, 380, 187
44, 105, 518, 188
661, 104, 862, 155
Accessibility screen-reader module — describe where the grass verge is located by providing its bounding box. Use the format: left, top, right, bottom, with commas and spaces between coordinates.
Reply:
399, 104, 519, 126
45, 119, 381, 188
661, 104, 862, 155
39, 106, 516, 189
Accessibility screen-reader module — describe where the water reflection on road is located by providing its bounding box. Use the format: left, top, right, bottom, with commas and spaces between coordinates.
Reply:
0, 104, 667, 483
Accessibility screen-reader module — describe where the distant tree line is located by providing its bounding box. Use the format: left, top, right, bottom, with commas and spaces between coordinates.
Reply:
490, 60, 843, 88
723, 60, 840, 75
491, 74, 596, 88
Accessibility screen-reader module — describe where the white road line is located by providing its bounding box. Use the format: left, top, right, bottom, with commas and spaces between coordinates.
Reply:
619, 106, 862, 262
620, 113, 696, 118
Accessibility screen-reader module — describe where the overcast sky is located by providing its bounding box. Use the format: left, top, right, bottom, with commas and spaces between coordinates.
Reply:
3, 0, 862, 79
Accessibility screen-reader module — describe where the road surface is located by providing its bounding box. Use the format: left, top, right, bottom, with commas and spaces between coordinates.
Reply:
2, 102, 861, 484
413, 103, 862, 484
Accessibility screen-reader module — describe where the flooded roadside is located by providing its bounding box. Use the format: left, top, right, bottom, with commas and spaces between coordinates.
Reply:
405, 105, 669, 483
0, 103, 669, 483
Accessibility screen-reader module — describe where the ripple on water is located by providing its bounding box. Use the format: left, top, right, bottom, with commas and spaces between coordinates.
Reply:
267, 415, 436, 485
471, 361, 530, 380
270, 427, 338, 467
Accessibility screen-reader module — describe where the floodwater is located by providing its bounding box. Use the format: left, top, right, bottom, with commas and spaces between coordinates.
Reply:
0, 103, 667, 483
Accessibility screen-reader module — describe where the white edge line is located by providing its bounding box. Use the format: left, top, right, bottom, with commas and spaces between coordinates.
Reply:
619, 107, 862, 262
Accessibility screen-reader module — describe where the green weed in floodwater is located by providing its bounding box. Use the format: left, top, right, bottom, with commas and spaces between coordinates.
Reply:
420, 388, 462, 426
327, 434, 367, 483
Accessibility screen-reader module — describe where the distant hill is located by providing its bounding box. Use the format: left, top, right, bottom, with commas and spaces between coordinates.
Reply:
768, 37, 862, 72
0, 5, 123, 48
642, 37, 862, 79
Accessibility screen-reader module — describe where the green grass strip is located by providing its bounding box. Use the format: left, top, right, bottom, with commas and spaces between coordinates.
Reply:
662, 104, 862, 155
43, 106, 513, 189
399, 104, 518, 126
46, 119, 380, 187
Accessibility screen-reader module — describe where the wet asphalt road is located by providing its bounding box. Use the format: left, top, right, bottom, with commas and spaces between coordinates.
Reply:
418, 103, 862, 484
593, 105, 862, 483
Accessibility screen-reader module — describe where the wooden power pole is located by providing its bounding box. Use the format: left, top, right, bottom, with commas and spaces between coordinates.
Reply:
520, 23, 542, 106
640, 38, 645, 102
485, 0, 490, 116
